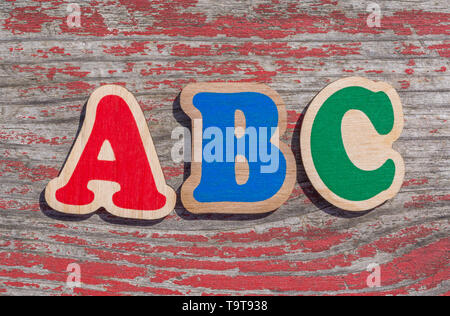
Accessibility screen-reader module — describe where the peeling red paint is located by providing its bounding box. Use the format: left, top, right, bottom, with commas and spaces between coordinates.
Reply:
404, 194, 450, 208
0, 130, 70, 146
435, 66, 447, 72
428, 43, 450, 58
49, 235, 88, 246
400, 44, 425, 56
103, 42, 150, 56
172, 238, 449, 293
150, 270, 185, 283
0, 251, 147, 283
398, 80, 410, 89
4, 6, 57, 34
60, 8, 117, 37
162, 165, 184, 179
171, 42, 361, 58
12, 64, 89, 81
402, 178, 429, 187
0, 160, 59, 183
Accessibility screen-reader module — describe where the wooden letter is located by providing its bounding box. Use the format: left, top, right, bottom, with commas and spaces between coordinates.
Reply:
181, 83, 296, 214
300, 77, 405, 211
45, 85, 176, 220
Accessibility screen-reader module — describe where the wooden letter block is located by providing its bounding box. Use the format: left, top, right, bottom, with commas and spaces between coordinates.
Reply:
45, 85, 176, 220
300, 77, 405, 211
180, 83, 296, 214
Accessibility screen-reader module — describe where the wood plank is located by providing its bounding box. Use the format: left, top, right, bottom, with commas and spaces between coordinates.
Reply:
0, 0, 448, 296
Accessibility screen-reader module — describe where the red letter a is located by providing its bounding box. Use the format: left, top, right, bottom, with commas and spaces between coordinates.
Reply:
45, 85, 176, 220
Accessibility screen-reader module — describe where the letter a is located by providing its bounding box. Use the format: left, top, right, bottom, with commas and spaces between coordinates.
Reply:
180, 83, 296, 214
45, 85, 176, 220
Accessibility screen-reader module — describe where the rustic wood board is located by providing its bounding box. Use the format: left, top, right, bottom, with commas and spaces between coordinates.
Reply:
0, 0, 448, 296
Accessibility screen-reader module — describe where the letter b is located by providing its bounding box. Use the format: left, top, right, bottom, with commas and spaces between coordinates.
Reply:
180, 83, 296, 214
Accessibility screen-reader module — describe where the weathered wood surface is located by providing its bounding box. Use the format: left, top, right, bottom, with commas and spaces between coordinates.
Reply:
0, 0, 448, 296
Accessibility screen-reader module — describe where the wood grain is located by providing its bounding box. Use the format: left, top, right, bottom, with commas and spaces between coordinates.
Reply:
0, 0, 448, 296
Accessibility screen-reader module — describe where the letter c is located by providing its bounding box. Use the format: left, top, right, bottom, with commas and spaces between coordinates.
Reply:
300, 77, 405, 211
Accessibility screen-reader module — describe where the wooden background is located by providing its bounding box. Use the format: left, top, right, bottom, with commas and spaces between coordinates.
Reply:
0, 0, 448, 296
